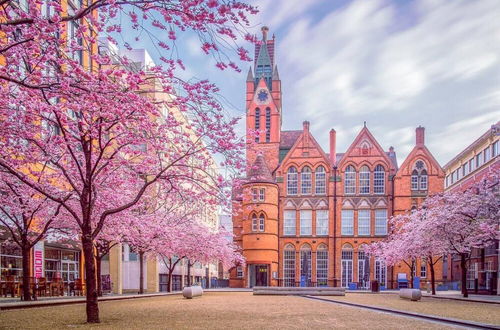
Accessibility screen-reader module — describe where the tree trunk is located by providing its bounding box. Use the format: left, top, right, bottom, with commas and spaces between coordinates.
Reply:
167, 270, 173, 293
21, 245, 32, 301
82, 234, 100, 323
187, 260, 191, 287
96, 255, 102, 297
460, 253, 468, 298
139, 251, 144, 294
429, 258, 436, 295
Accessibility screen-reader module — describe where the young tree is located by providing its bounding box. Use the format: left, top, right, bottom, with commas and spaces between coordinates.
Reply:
0, 0, 254, 322
0, 175, 66, 301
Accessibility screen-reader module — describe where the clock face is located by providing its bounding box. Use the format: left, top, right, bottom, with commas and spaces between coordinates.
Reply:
257, 89, 268, 103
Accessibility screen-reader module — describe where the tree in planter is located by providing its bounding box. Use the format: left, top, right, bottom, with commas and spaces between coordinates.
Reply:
0, 175, 67, 301
0, 0, 254, 322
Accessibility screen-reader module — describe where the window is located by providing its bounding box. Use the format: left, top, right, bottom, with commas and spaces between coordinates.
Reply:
469, 158, 475, 172
484, 147, 491, 163
259, 188, 265, 201
67, 20, 83, 64
251, 188, 258, 202
283, 245, 295, 287
301, 166, 312, 194
316, 245, 328, 287
284, 210, 296, 236
476, 152, 483, 168
344, 166, 356, 194
341, 245, 353, 288
315, 166, 326, 195
420, 258, 427, 278
493, 141, 498, 157
300, 210, 312, 236
419, 170, 428, 190
359, 166, 370, 194
237, 266, 243, 278
357, 209, 370, 236
445, 175, 449, 188
375, 209, 387, 235
374, 165, 385, 194
358, 248, 369, 289
375, 260, 387, 287
254, 108, 260, 142
316, 210, 328, 236
259, 214, 265, 232
300, 245, 312, 286
341, 210, 354, 235
287, 167, 298, 195
411, 170, 419, 190
251, 214, 258, 232
462, 164, 466, 177
265, 108, 271, 142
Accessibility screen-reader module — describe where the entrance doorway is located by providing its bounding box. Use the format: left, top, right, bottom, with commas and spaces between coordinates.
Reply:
248, 264, 268, 287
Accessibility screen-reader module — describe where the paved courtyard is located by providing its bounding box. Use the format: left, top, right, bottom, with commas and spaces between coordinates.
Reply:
3, 292, 498, 329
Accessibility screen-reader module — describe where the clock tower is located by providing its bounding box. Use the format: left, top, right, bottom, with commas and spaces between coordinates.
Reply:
246, 26, 282, 173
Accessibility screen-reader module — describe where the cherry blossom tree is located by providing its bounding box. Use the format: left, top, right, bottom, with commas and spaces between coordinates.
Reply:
0, 0, 255, 323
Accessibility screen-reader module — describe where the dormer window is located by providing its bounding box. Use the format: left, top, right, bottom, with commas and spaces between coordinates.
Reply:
411, 160, 428, 191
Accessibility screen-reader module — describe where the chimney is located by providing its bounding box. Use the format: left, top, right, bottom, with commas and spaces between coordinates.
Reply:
261, 26, 269, 41
416, 126, 425, 146
330, 129, 336, 166
303, 121, 310, 132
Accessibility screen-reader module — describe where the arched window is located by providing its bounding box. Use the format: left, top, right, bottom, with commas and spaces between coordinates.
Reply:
344, 165, 356, 194
259, 214, 265, 232
251, 214, 258, 232
411, 160, 428, 191
374, 165, 385, 194
315, 166, 326, 195
265, 107, 271, 142
301, 166, 312, 194
254, 108, 260, 143
287, 167, 298, 195
419, 169, 428, 190
359, 165, 370, 194
316, 244, 328, 286
283, 244, 295, 287
358, 246, 370, 289
341, 244, 353, 288
300, 244, 312, 286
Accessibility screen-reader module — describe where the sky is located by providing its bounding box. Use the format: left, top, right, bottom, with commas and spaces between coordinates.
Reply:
117, 0, 500, 166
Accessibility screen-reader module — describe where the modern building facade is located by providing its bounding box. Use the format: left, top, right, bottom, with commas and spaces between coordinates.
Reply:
230, 27, 445, 289
443, 122, 499, 295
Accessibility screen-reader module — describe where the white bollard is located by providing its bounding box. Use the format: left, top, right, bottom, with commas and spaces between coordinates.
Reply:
182, 285, 203, 299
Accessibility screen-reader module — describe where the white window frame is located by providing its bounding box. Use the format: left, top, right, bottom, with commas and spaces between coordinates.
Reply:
357, 209, 370, 236
341, 210, 354, 236
316, 210, 328, 236
259, 188, 265, 201
375, 209, 387, 235
284, 210, 296, 236
316, 247, 328, 286
287, 167, 298, 195
373, 165, 385, 194
359, 166, 370, 194
299, 210, 312, 236
344, 166, 356, 194
283, 247, 295, 287
251, 188, 258, 202
251, 215, 258, 232
301, 167, 312, 195
315, 166, 326, 195
259, 214, 265, 232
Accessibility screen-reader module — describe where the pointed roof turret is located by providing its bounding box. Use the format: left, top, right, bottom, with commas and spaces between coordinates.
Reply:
272, 65, 279, 80
248, 153, 274, 183
246, 67, 254, 82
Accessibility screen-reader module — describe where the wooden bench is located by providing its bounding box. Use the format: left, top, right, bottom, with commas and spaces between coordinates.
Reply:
253, 286, 345, 296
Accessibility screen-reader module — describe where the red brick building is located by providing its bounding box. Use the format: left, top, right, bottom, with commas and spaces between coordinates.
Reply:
230, 27, 445, 289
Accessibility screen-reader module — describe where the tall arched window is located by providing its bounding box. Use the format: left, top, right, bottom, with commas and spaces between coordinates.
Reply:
265, 107, 271, 142
374, 165, 385, 194
315, 166, 326, 195
301, 166, 312, 194
259, 214, 265, 232
254, 108, 260, 143
344, 165, 356, 194
359, 165, 370, 194
300, 244, 312, 286
316, 244, 328, 286
358, 246, 370, 289
251, 214, 258, 232
341, 244, 353, 288
287, 167, 298, 195
411, 160, 428, 191
283, 244, 296, 287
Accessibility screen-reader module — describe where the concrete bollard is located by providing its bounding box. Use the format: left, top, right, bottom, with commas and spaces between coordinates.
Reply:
182, 285, 203, 299
399, 288, 422, 301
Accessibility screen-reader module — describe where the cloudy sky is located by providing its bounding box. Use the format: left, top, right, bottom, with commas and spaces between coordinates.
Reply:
121, 0, 500, 166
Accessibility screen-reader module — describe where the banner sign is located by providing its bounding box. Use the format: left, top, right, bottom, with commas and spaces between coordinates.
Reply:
33, 241, 44, 278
